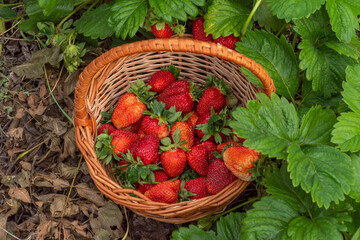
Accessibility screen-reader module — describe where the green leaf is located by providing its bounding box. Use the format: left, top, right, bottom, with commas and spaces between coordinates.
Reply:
230, 93, 299, 159
216, 212, 245, 240
332, 112, 360, 152
38, 0, 58, 16
350, 154, 360, 202
288, 216, 343, 240
74, 4, 114, 40
287, 142, 354, 208
253, 0, 286, 32
240, 67, 264, 89
24, 0, 73, 22
0, 7, 17, 18
235, 30, 299, 100
241, 197, 298, 240
325, 41, 359, 60
171, 225, 216, 240
203, 0, 251, 38
109, 0, 148, 40
266, 0, 325, 22
293, 8, 358, 98
149, 0, 204, 23
342, 64, 360, 114
299, 106, 336, 145
326, 0, 360, 42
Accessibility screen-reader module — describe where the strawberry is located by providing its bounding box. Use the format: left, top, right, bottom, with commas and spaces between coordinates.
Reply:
137, 129, 145, 138
196, 108, 232, 143
160, 149, 187, 177
111, 93, 146, 129
206, 159, 237, 195
187, 143, 212, 176
122, 117, 143, 133
192, 18, 212, 42
145, 180, 178, 203
140, 116, 169, 139
223, 146, 260, 181
170, 121, 194, 150
136, 170, 169, 194
151, 23, 174, 38
129, 133, 160, 165
111, 129, 139, 156
97, 124, 116, 135
186, 111, 199, 127
148, 64, 179, 93
200, 141, 217, 161
184, 177, 210, 200
197, 76, 231, 116
158, 81, 195, 115
217, 141, 241, 153
213, 34, 241, 50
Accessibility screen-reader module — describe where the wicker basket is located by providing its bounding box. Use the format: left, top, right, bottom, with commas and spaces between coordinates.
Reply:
74, 38, 275, 224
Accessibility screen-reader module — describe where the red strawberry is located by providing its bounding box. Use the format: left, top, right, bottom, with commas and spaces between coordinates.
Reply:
129, 133, 160, 165
136, 170, 169, 194
173, 179, 182, 192
192, 18, 212, 42
151, 23, 174, 38
217, 141, 241, 153
145, 180, 178, 203
140, 116, 169, 140
112, 93, 146, 129
148, 64, 179, 93
138, 129, 145, 138
213, 34, 241, 50
223, 146, 260, 181
160, 149, 187, 177
158, 81, 194, 115
206, 159, 237, 194
187, 143, 213, 176
170, 121, 194, 150
186, 111, 199, 127
185, 177, 210, 199
200, 141, 217, 161
97, 124, 116, 135
111, 129, 139, 156
194, 137, 202, 146
122, 117, 143, 133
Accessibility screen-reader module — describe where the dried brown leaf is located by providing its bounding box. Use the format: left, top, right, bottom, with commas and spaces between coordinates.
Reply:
0, 213, 8, 240
63, 70, 80, 97
33, 173, 70, 190
8, 187, 31, 203
75, 183, 105, 207
20, 161, 32, 171
43, 118, 68, 136
50, 195, 79, 218
28, 102, 47, 116
58, 163, 77, 180
14, 169, 31, 188
35, 213, 56, 240
39, 83, 47, 98
7, 127, 24, 139
1, 175, 16, 188
61, 128, 76, 159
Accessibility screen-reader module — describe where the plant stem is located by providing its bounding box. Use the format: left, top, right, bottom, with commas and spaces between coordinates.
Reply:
56, 0, 94, 31
275, 23, 287, 37
220, 197, 260, 217
87, 0, 100, 12
0, 2, 22, 7
241, 0, 263, 37
292, 32, 298, 51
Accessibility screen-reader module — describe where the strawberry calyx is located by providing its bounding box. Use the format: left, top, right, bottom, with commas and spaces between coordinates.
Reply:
160, 129, 189, 152
95, 130, 121, 165
178, 180, 196, 202
189, 81, 203, 102
161, 64, 180, 79
100, 105, 115, 124
204, 74, 232, 96
127, 80, 156, 108
142, 100, 182, 127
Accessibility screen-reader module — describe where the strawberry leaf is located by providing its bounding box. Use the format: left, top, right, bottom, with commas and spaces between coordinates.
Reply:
95, 132, 120, 165
253, 0, 286, 32
326, 0, 360, 42
109, 0, 148, 40
266, 0, 325, 22
349, 154, 360, 202
235, 30, 299, 100
100, 105, 114, 124
203, 0, 251, 38
171, 225, 216, 240
287, 142, 354, 208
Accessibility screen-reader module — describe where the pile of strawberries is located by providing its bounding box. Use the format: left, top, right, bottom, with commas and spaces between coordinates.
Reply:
96, 65, 260, 204
151, 18, 240, 50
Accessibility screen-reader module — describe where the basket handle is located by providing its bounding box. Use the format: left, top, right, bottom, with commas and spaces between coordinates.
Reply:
74, 38, 275, 128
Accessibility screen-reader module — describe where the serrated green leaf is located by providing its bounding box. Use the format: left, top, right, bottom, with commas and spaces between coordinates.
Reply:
267, 0, 325, 22
203, 0, 251, 38
240, 68, 264, 89
342, 64, 360, 114
109, 0, 147, 40
230, 93, 299, 159
242, 197, 298, 240
253, 0, 286, 32
38, 0, 58, 16
350, 154, 360, 202
161, 137, 172, 146
326, 0, 360, 42
235, 30, 299, 100
288, 216, 343, 240
149, 0, 203, 23
299, 106, 336, 145
325, 41, 359, 60
74, 4, 114, 40
171, 225, 216, 240
0, 7, 17, 18
332, 112, 360, 152
172, 128, 181, 144
293, 9, 358, 98
217, 212, 244, 240
287, 142, 354, 208
24, 0, 73, 22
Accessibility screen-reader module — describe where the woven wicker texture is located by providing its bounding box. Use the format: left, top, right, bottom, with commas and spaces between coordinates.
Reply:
74, 38, 275, 224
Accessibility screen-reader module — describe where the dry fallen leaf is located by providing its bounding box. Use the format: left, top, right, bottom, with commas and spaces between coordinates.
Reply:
50, 195, 79, 218
7, 127, 24, 139
14, 169, 31, 188
35, 213, 56, 240
33, 173, 70, 190
58, 163, 77, 180
75, 183, 105, 207
43, 118, 68, 136
8, 187, 31, 203
0, 213, 8, 240
61, 128, 77, 159
20, 161, 32, 171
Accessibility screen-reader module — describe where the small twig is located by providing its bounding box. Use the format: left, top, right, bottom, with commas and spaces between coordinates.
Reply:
61, 156, 83, 218
0, 20, 21, 36
122, 206, 130, 240
51, 64, 65, 93
0, 225, 22, 240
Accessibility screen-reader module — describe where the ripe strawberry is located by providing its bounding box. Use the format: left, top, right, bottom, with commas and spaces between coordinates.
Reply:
200, 141, 217, 161
185, 177, 210, 200
197, 76, 231, 116
186, 111, 199, 127
148, 64, 179, 93
160, 149, 187, 177
140, 115, 169, 139
170, 121, 194, 150
97, 124, 116, 135
192, 18, 212, 42
151, 23, 174, 38
213, 34, 241, 50
187, 143, 212, 176
158, 81, 195, 115
111, 129, 139, 156
129, 133, 160, 165
122, 117, 143, 133
206, 159, 237, 194
136, 170, 169, 194
223, 146, 261, 181
217, 141, 241, 153
112, 93, 146, 129
145, 180, 178, 203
